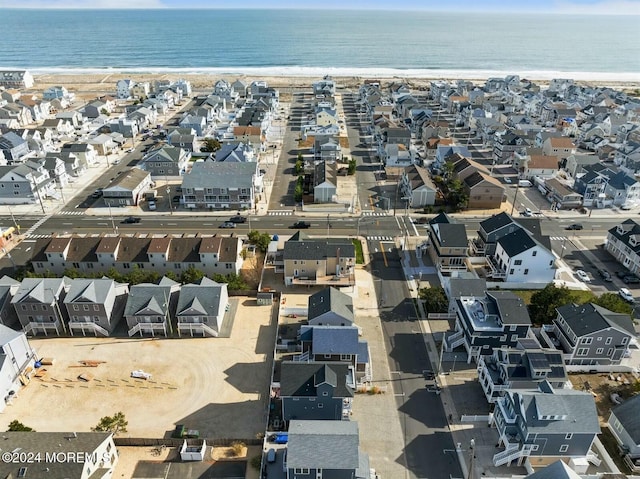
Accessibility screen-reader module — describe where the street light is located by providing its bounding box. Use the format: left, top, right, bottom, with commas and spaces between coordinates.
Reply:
466, 439, 476, 479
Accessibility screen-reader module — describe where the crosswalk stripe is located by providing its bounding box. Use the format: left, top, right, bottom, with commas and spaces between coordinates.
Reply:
549, 236, 567, 241
366, 235, 394, 241
268, 211, 293, 216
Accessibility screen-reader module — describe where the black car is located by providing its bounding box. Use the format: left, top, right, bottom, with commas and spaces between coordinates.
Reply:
291, 221, 311, 229
565, 223, 583, 230
228, 216, 246, 224
623, 275, 640, 284
598, 269, 613, 282
121, 216, 141, 224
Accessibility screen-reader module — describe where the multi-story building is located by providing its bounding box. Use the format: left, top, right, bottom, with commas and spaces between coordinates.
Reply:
11, 277, 70, 336
605, 219, 640, 274
427, 213, 469, 275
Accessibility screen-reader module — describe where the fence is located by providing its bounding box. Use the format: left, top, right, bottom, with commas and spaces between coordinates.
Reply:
114, 437, 262, 447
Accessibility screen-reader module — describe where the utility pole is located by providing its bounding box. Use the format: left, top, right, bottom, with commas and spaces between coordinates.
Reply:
509, 184, 520, 217
107, 202, 117, 234
467, 439, 476, 479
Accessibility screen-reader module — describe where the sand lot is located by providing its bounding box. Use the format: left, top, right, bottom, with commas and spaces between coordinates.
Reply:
0, 299, 275, 440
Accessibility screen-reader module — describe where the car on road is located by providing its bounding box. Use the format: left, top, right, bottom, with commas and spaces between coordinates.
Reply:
113, 159, 120, 165
291, 221, 311, 229
598, 268, 613, 282
126, 148, 134, 153
521, 208, 532, 217
91, 190, 102, 199
172, 195, 181, 203
623, 274, 640, 284
148, 200, 156, 211
504, 177, 512, 184
121, 216, 141, 224
575, 270, 591, 282
228, 216, 246, 223
566, 223, 583, 230
219, 222, 236, 229
619, 288, 635, 303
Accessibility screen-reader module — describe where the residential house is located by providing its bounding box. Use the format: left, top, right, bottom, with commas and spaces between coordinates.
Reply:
538, 303, 635, 366
314, 136, 341, 162
11, 277, 71, 336
443, 290, 532, 362
523, 461, 582, 479
0, 89, 20, 102
43, 86, 73, 103
0, 162, 56, 205
464, 171, 504, 209
515, 153, 559, 180
181, 160, 257, 210
486, 227, 556, 283
542, 178, 583, 210
298, 325, 370, 385
382, 143, 413, 167
17, 97, 46, 122
166, 130, 197, 152
61, 142, 99, 167
0, 324, 37, 413
608, 394, 640, 472
605, 219, 640, 274
84, 99, 111, 119
58, 150, 88, 178
280, 361, 354, 422
231, 79, 247, 97
433, 145, 471, 171
102, 168, 152, 207
491, 382, 600, 467
233, 125, 263, 147
604, 170, 640, 206
307, 287, 354, 327
131, 81, 150, 99
0, 70, 34, 89
427, 213, 469, 274
470, 212, 525, 257
64, 278, 129, 337
0, 103, 33, 127
285, 420, 370, 479
0, 432, 118, 479
116, 79, 136, 99
493, 131, 529, 164
107, 118, 139, 139
139, 145, 190, 179
42, 154, 70, 187
477, 338, 568, 403
543, 136, 577, 160
124, 277, 180, 337
564, 154, 601, 178
313, 160, 337, 203
283, 232, 355, 287
215, 142, 255, 162
41, 118, 74, 137
88, 133, 118, 156
0, 131, 29, 163
400, 165, 436, 208
179, 114, 207, 137
573, 163, 612, 208
31, 234, 244, 277
176, 277, 228, 337
0, 276, 19, 328
56, 110, 83, 128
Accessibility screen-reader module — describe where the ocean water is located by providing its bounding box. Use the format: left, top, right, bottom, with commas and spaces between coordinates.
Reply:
1, 9, 639, 81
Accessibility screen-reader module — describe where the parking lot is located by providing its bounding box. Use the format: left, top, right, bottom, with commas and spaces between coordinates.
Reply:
0, 298, 275, 440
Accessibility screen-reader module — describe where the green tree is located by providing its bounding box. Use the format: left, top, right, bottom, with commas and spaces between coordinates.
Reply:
297, 152, 303, 162
443, 160, 455, 180
200, 138, 221, 153
294, 176, 304, 202
528, 283, 573, 325
247, 230, 271, 253
418, 286, 448, 313
447, 178, 469, 211
593, 293, 633, 316
180, 265, 205, 284
7, 420, 34, 432
212, 273, 248, 290
92, 412, 128, 435
295, 159, 303, 174
348, 157, 356, 175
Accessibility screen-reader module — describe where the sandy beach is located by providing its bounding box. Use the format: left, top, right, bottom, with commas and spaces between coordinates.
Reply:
27, 72, 640, 101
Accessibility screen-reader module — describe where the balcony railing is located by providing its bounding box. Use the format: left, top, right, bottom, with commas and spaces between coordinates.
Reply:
443, 329, 465, 351
68, 321, 109, 337
486, 256, 507, 279
470, 238, 486, 256
292, 274, 356, 286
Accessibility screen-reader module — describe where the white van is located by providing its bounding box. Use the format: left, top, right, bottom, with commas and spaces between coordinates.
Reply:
518, 180, 532, 187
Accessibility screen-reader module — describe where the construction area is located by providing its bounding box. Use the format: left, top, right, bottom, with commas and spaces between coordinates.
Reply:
0, 297, 275, 440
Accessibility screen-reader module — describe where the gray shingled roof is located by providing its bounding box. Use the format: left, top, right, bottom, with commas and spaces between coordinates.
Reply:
479, 212, 513, 234
496, 227, 536, 257
124, 281, 176, 318
487, 291, 531, 325
283, 237, 354, 261
556, 303, 635, 337
280, 361, 353, 398
176, 277, 226, 317
311, 326, 359, 355
64, 278, 115, 305
525, 460, 581, 479
449, 278, 487, 299
182, 160, 255, 189
287, 420, 360, 470
432, 223, 468, 248
307, 287, 354, 324
611, 394, 640, 444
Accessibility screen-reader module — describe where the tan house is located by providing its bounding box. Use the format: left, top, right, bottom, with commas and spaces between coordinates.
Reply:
464, 171, 505, 209
542, 136, 577, 160
283, 232, 355, 287
233, 125, 263, 146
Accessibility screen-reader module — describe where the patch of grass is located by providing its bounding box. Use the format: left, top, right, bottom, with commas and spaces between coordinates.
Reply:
599, 427, 631, 474
352, 239, 364, 264
509, 289, 596, 306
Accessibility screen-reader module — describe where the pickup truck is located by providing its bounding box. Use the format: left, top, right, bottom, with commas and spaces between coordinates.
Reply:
291, 221, 311, 229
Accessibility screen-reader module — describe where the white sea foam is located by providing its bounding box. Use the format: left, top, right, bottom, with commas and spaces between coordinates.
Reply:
26, 66, 640, 83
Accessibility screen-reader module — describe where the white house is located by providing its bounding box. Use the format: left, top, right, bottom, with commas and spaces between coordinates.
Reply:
0, 324, 37, 412
116, 79, 135, 100
487, 227, 556, 283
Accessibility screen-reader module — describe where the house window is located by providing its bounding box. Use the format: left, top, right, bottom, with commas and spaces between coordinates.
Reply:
514, 260, 522, 266
524, 269, 529, 275
582, 337, 593, 345
83, 305, 90, 311
605, 337, 612, 345
607, 348, 614, 356
559, 445, 569, 453
621, 337, 629, 345
613, 418, 623, 432
577, 348, 589, 356
509, 269, 514, 275
294, 469, 310, 475
532, 251, 537, 256
318, 403, 324, 408
322, 391, 328, 396
530, 445, 539, 451
21, 305, 27, 311
93, 305, 99, 311
340, 354, 351, 360
510, 325, 517, 331
73, 304, 79, 311
596, 348, 604, 354
565, 433, 573, 440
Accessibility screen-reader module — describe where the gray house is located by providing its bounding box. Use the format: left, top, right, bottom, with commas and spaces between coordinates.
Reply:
0, 324, 37, 413
124, 277, 180, 337
538, 303, 635, 366
64, 278, 129, 337
11, 277, 71, 336
477, 338, 568, 403
491, 381, 600, 467
608, 394, 640, 472
280, 361, 354, 422
400, 165, 436, 207
102, 168, 153, 207
0, 131, 29, 164
181, 160, 257, 210
313, 160, 337, 203
308, 287, 354, 327
0, 276, 19, 328
524, 460, 582, 479
139, 145, 190, 179
285, 420, 370, 479
176, 277, 228, 337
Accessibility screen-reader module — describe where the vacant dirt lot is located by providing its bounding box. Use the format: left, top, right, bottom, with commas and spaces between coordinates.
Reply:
0, 298, 275, 440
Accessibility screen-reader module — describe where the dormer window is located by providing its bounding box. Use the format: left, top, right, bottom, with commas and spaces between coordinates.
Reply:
630, 235, 639, 247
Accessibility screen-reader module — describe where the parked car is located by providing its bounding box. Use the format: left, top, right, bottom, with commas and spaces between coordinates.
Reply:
566, 223, 583, 230
504, 177, 512, 184
575, 270, 591, 282
521, 208, 532, 217
266, 448, 276, 463
623, 274, 640, 284
219, 222, 236, 229
617, 270, 631, 279
148, 200, 156, 211
121, 216, 141, 224
619, 288, 635, 303
291, 221, 311, 229
268, 433, 288, 444
228, 216, 246, 223
598, 269, 613, 282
